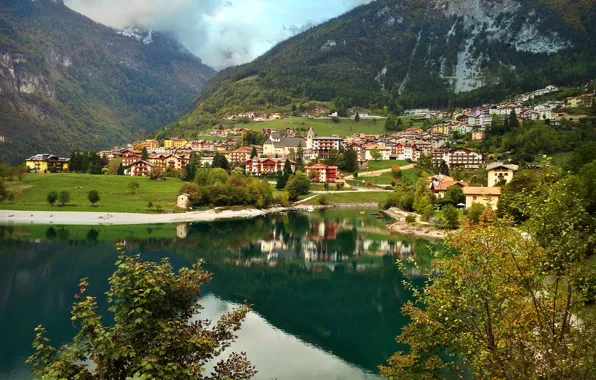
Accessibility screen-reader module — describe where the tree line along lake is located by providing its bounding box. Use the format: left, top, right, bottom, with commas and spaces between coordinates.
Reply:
0, 209, 442, 379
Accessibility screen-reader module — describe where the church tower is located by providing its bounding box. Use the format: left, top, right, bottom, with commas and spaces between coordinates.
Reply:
306, 127, 315, 150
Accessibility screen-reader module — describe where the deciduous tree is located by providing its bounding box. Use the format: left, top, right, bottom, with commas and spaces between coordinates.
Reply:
47, 191, 58, 207
27, 244, 255, 379
87, 190, 100, 206
58, 190, 70, 206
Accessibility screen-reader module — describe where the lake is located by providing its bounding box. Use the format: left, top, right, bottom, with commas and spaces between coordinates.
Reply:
0, 209, 440, 379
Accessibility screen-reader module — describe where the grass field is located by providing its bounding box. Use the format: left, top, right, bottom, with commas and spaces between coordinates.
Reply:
365, 160, 410, 171
358, 168, 420, 186
228, 117, 424, 137
305, 191, 389, 205
1, 173, 184, 213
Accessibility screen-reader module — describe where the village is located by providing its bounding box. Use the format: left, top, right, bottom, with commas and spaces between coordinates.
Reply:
23, 85, 594, 211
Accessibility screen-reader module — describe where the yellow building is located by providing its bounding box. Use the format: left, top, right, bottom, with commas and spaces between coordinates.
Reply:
567, 97, 582, 108
431, 124, 451, 135
163, 138, 189, 148
463, 187, 501, 209
25, 154, 70, 172
142, 139, 160, 149
486, 163, 519, 187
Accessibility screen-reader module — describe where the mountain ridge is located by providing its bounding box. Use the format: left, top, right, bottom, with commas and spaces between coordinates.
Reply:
161, 0, 595, 139
0, 0, 216, 163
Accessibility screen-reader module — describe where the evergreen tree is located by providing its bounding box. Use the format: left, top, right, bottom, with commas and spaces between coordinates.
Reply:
355, 112, 360, 122
438, 160, 449, 175
185, 152, 198, 181
141, 147, 149, 160
283, 158, 293, 176
275, 170, 287, 190
296, 142, 305, 171
250, 147, 258, 159
212, 152, 229, 170
117, 163, 125, 175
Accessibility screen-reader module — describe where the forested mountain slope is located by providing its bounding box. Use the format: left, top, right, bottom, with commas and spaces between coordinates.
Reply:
0, 0, 215, 163
163, 0, 595, 138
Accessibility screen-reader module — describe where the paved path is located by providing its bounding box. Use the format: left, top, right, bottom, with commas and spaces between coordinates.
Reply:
344, 164, 415, 180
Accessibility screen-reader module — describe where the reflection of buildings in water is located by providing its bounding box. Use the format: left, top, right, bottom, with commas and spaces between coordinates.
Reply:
260, 238, 287, 254
308, 221, 337, 241
393, 241, 414, 260
176, 224, 189, 240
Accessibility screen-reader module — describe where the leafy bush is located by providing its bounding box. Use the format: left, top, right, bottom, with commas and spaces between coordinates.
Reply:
405, 214, 417, 223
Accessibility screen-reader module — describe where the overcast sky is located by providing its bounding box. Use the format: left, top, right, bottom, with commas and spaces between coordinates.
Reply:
64, 0, 373, 70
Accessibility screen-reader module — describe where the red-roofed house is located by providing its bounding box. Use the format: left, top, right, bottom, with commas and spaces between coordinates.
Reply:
305, 163, 338, 183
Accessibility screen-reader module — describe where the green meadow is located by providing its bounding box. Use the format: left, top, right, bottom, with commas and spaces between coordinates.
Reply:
2, 173, 184, 213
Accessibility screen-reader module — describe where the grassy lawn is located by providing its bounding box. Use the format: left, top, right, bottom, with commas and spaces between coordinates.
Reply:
366, 160, 409, 171
357, 168, 420, 186
2, 173, 184, 213
305, 191, 389, 205
238, 117, 397, 137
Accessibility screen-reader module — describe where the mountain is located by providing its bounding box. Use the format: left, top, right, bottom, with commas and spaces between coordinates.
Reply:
0, 0, 215, 163
162, 0, 595, 139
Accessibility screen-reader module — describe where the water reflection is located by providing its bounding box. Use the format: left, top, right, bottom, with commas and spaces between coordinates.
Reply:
0, 210, 441, 379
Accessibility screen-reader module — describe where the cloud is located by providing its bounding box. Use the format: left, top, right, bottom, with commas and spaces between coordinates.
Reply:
64, 0, 374, 70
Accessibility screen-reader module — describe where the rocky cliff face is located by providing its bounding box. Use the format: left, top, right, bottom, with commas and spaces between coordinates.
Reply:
0, 0, 215, 163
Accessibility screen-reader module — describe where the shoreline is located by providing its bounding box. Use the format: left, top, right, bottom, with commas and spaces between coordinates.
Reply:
0, 203, 381, 226
383, 207, 448, 240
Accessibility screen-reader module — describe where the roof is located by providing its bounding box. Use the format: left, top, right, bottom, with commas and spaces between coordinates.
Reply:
27, 154, 69, 162
486, 162, 519, 171
307, 163, 338, 169
463, 187, 501, 196
432, 180, 468, 191
264, 137, 304, 148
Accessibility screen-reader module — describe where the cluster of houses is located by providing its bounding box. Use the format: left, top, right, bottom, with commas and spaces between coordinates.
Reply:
414, 86, 594, 138
430, 162, 519, 209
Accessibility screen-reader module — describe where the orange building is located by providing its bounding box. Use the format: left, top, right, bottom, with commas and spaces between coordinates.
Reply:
305, 163, 338, 183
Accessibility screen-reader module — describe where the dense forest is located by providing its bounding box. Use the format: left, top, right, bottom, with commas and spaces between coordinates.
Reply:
0, 0, 215, 163
162, 0, 595, 138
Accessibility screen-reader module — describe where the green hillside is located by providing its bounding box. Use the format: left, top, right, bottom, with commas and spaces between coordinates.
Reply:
0, 0, 215, 163
161, 0, 595, 139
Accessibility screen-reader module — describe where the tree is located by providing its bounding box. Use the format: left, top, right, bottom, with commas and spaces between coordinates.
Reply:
212, 152, 229, 170
417, 153, 434, 172
370, 149, 382, 161
185, 152, 198, 181
47, 191, 58, 207
338, 148, 358, 173
437, 204, 459, 229
325, 149, 339, 166
87, 190, 100, 206
413, 178, 434, 220
445, 185, 465, 205
438, 160, 449, 175
147, 201, 153, 210
128, 181, 140, 194
27, 244, 255, 379
0, 163, 12, 180
465, 202, 485, 224
141, 147, 149, 160
275, 170, 287, 190
391, 165, 401, 179
382, 204, 596, 379
285, 171, 310, 201
13, 164, 27, 181
295, 142, 305, 171
0, 181, 7, 202
354, 112, 360, 122
250, 147, 258, 159
58, 190, 71, 206
107, 158, 122, 175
